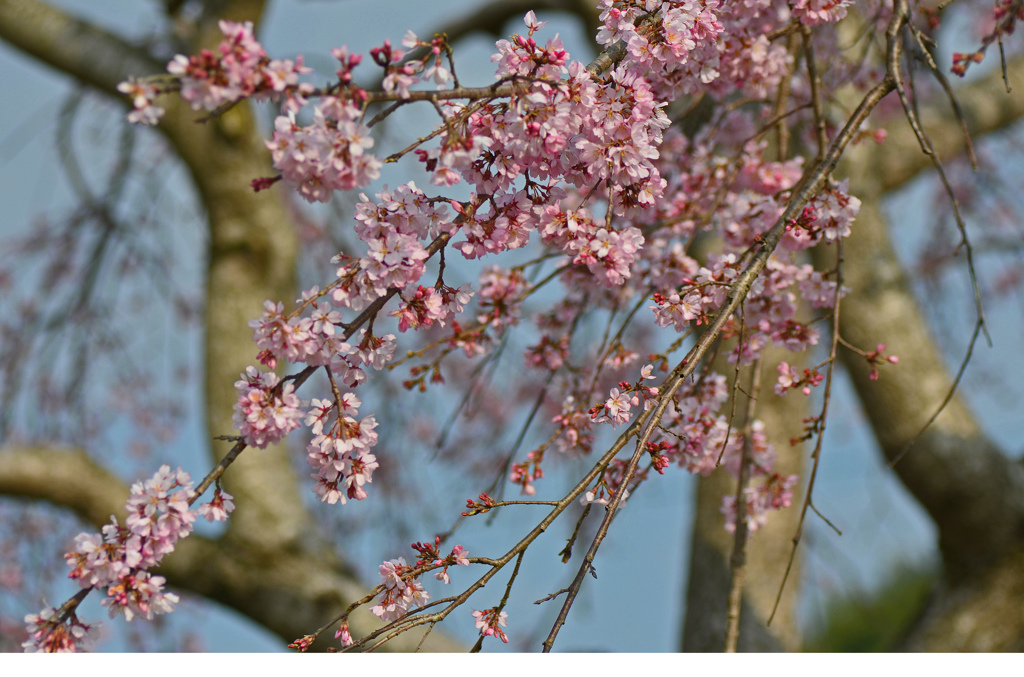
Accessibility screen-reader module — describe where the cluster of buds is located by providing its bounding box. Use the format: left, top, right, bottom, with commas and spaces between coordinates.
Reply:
462, 492, 498, 516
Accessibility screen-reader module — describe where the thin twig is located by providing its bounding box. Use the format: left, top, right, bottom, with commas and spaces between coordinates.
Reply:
801, 25, 829, 164
769, 238, 844, 625
724, 357, 763, 652
541, 33, 903, 649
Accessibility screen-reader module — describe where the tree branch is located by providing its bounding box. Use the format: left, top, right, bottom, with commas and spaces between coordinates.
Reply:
825, 140, 1024, 577
879, 54, 1024, 192
422, 0, 600, 46
0, 444, 463, 651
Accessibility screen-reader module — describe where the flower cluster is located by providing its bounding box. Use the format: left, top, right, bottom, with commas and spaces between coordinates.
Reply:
595, 0, 724, 100
462, 492, 498, 516
411, 536, 471, 584
536, 205, 647, 287
266, 97, 381, 203
26, 465, 233, 650
305, 393, 379, 504
552, 396, 595, 454
863, 343, 899, 381
375, 30, 454, 98
62, 467, 202, 622
476, 266, 529, 332
790, 0, 853, 26
951, 0, 1024, 77
774, 362, 825, 396
472, 606, 509, 643
58, 470, 188, 623
590, 364, 660, 429
232, 367, 303, 449
120, 21, 312, 125
168, 20, 310, 111
510, 450, 544, 496
580, 458, 632, 507
371, 558, 430, 623
22, 608, 98, 653
649, 254, 740, 331
802, 180, 862, 243
326, 183, 457, 310
117, 78, 164, 126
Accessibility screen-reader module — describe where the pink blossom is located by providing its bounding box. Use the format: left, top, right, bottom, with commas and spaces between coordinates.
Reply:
232, 367, 304, 448
335, 621, 353, 647
509, 449, 546, 495
472, 607, 509, 643
197, 487, 235, 522
791, 0, 852, 26
371, 557, 430, 622
722, 474, 799, 533
102, 571, 179, 622
117, 77, 164, 125
266, 98, 382, 203
22, 608, 97, 653
593, 387, 634, 428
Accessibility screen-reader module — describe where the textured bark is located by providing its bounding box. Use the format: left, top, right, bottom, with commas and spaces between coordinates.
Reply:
903, 547, 1024, 652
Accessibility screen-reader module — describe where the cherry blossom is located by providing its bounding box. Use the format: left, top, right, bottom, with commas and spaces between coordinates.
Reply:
22, 608, 97, 653
232, 367, 303, 449
197, 487, 235, 523
370, 557, 430, 623
60, 1, 919, 651
472, 607, 509, 643
722, 474, 799, 533
117, 78, 164, 125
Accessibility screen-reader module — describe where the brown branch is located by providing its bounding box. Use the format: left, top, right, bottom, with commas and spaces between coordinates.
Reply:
878, 52, 1024, 192
769, 239, 845, 626
724, 358, 763, 652
421, 0, 599, 46
824, 162, 1024, 579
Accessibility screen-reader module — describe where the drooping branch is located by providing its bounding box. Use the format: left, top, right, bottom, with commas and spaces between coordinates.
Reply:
0, 445, 463, 651
879, 53, 1024, 192
827, 138, 1024, 578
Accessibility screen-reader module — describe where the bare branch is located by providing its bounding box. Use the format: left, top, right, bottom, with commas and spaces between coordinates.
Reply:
816, 173, 1024, 578
879, 53, 1024, 192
